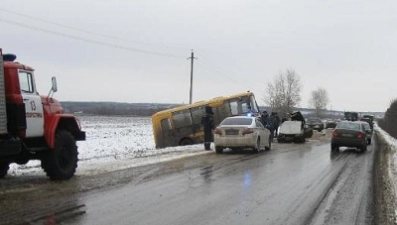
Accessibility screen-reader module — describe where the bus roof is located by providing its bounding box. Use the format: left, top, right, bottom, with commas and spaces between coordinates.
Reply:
152, 91, 254, 116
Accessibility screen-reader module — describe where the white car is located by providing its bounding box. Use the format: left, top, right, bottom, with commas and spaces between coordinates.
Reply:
277, 121, 305, 143
213, 116, 272, 154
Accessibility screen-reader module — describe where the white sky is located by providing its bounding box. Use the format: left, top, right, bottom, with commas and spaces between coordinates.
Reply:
1, 0, 396, 112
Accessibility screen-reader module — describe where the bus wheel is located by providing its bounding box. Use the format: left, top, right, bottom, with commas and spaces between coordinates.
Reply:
0, 162, 10, 178
179, 138, 193, 146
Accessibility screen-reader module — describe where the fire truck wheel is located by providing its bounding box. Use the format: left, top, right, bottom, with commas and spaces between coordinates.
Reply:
0, 162, 9, 178
41, 130, 78, 180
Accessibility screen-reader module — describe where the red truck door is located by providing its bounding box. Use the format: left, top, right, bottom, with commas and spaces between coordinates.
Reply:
18, 70, 44, 137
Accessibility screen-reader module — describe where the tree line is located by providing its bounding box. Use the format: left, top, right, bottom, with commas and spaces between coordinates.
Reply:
263, 69, 329, 119
61, 102, 181, 116
378, 100, 397, 138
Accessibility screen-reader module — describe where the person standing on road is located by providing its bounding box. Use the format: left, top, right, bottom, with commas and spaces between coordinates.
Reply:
261, 110, 269, 127
272, 112, 280, 137
201, 106, 215, 150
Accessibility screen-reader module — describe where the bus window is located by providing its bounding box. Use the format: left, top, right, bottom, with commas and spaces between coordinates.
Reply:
161, 118, 172, 131
229, 100, 239, 115
249, 95, 259, 113
242, 101, 250, 113
191, 106, 206, 125
173, 110, 192, 128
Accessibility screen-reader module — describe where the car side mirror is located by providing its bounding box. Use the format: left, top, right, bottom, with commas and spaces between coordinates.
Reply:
51, 76, 58, 93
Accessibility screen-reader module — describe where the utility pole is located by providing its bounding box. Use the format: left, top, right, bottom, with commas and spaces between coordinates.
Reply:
187, 50, 197, 104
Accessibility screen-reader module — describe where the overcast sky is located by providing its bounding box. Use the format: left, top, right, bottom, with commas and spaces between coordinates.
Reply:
1, 0, 396, 112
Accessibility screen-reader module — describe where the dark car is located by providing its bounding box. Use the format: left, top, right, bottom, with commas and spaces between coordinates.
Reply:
325, 119, 337, 129
331, 121, 368, 153
360, 117, 373, 130
357, 120, 373, 145
344, 111, 358, 121
306, 118, 324, 132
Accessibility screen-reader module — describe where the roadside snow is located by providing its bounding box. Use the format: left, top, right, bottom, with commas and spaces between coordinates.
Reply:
8, 116, 210, 177
375, 124, 397, 149
374, 123, 397, 222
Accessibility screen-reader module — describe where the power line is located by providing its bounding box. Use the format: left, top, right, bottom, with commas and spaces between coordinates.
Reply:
0, 18, 185, 59
0, 8, 189, 51
195, 56, 257, 91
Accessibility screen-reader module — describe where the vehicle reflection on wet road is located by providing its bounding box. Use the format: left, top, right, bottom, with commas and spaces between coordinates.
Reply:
0, 130, 375, 225
70, 134, 374, 225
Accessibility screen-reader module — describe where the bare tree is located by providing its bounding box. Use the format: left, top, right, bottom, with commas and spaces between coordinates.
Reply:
264, 70, 302, 118
309, 87, 329, 117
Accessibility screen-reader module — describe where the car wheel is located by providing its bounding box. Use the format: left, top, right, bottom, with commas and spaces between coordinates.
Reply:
0, 162, 10, 178
265, 136, 272, 151
331, 144, 339, 152
215, 147, 223, 154
361, 144, 367, 153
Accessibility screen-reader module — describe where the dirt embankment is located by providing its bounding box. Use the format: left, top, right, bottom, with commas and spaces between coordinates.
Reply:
373, 132, 397, 225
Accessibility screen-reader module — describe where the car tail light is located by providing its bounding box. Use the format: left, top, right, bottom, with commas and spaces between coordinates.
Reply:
357, 132, 363, 139
214, 128, 222, 135
242, 128, 254, 135
333, 130, 338, 137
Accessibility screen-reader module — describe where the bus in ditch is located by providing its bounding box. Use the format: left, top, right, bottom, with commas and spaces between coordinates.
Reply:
151, 91, 261, 148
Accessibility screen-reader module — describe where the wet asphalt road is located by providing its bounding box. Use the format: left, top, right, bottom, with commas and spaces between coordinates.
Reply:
0, 130, 375, 225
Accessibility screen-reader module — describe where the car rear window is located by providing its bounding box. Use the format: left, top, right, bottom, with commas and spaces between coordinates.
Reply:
336, 122, 360, 130
361, 123, 370, 130
220, 118, 253, 126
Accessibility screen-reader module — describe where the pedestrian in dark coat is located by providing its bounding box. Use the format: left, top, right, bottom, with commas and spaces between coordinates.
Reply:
201, 106, 215, 150
261, 111, 269, 127
272, 112, 280, 137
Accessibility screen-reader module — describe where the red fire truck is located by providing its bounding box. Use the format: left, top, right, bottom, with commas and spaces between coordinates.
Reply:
0, 48, 85, 180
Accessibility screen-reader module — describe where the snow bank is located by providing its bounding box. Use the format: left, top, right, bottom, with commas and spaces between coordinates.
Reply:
374, 123, 397, 224
7, 116, 210, 177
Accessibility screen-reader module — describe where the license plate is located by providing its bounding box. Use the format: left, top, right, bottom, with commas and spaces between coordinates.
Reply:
225, 129, 239, 135
314, 125, 320, 128
342, 133, 353, 137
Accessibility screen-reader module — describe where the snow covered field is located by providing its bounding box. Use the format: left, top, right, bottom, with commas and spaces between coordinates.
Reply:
8, 116, 209, 177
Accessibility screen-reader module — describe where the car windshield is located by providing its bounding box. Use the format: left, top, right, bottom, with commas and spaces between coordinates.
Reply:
336, 122, 360, 131
220, 117, 253, 126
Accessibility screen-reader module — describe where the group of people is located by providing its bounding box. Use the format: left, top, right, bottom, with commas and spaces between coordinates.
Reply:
260, 111, 281, 139
200, 106, 282, 150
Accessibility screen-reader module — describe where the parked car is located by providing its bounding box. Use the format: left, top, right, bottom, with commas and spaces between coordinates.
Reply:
277, 120, 306, 143
357, 120, 373, 145
325, 119, 337, 129
213, 116, 271, 154
306, 118, 324, 132
278, 111, 311, 143
331, 121, 368, 153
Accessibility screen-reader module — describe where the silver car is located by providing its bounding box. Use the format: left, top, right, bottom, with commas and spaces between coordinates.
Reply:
214, 116, 272, 153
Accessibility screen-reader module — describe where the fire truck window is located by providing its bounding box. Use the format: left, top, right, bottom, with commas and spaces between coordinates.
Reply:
18, 71, 34, 93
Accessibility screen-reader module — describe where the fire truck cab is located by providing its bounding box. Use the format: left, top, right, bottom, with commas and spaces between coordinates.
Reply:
0, 49, 85, 180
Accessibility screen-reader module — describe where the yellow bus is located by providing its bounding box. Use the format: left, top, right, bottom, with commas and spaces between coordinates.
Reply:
151, 91, 261, 148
